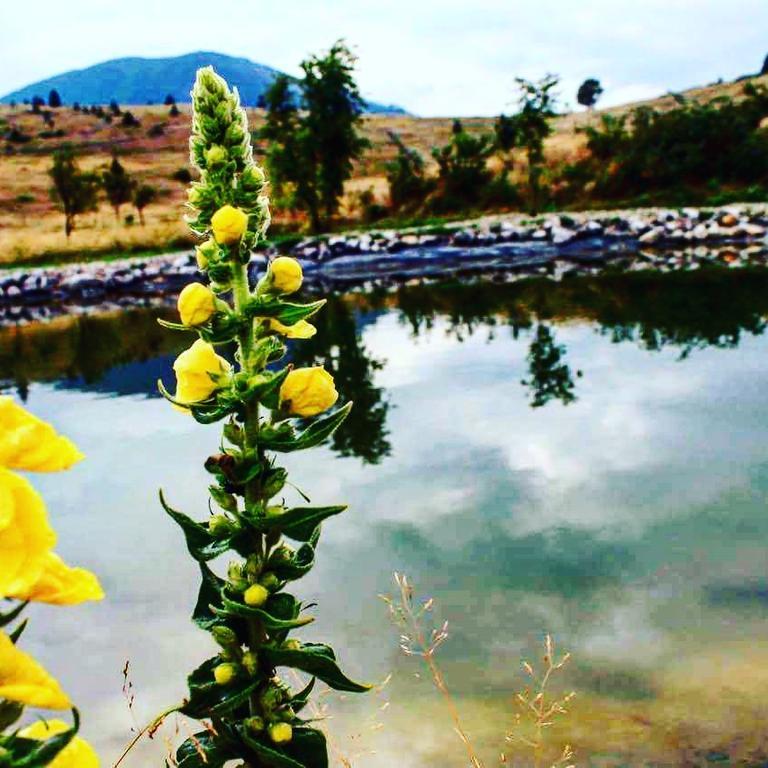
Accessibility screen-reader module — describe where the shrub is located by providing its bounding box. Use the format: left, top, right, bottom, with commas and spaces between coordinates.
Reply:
172, 166, 193, 183
48, 88, 61, 108
385, 130, 434, 212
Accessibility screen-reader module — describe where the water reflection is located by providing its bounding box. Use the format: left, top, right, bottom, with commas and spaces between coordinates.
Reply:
3, 266, 768, 766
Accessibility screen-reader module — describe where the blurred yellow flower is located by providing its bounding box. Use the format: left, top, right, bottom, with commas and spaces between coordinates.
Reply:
0, 398, 83, 472
0, 468, 56, 598
270, 257, 303, 294
19, 719, 99, 767
178, 282, 216, 326
268, 318, 316, 339
279, 367, 338, 417
211, 205, 248, 245
0, 631, 70, 709
173, 339, 231, 407
8, 552, 104, 606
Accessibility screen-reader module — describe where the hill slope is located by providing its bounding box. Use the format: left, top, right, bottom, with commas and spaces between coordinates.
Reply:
0, 51, 407, 114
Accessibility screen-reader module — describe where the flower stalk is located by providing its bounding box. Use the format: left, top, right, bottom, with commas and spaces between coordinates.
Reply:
156, 66, 367, 768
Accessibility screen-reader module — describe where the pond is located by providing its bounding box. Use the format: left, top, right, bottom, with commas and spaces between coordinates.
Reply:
3, 266, 768, 767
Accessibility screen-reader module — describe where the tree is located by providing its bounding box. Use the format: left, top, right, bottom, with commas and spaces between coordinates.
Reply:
48, 146, 99, 237
164, 93, 176, 105
431, 126, 495, 211
510, 74, 559, 213
385, 131, 433, 211
121, 110, 140, 127
109, 99, 121, 116
762, 54, 768, 76
577, 78, 603, 110
133, 184, 157, 225
261, 40, 369, 231
452, 118, 463, 135
31, 95, 44, 113
169, 103, 180, 117
48, 89, 61, 108
101, 155, 135, 220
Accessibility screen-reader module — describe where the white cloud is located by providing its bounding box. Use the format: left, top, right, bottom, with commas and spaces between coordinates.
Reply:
1, 0, 767, 115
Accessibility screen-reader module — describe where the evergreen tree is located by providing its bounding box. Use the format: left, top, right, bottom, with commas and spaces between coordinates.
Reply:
385, 131, 432, 211
101, 155, 135, 220
431, 127, 495, 211
48, 146, 99, 237
48, 89, 61, 108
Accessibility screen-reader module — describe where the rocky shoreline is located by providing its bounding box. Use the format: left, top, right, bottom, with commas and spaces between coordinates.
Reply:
2, 204, 768, 325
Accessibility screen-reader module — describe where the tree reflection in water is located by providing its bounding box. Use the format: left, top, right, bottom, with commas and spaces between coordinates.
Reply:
3, 267, 768, 461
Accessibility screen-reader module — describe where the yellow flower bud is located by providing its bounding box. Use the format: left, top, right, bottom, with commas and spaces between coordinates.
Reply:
282, 639, 302, 651
211, 205, 249, 245
178, 282, 216, 326
268, 722, 293, 744
173, 339, 231, 407
213, 663, 238, 685
195, 237, 218, 270
270, 257, 303, 294
268, 318, 316, 339
279, 367, 338, 417
244, 716, 265, 733
243, 583, 269, 607
243, 650, 259, 676
259, 571, 280, 592
206, 145, 228, 167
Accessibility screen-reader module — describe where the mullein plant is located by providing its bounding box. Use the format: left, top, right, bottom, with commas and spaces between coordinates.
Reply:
0, 397, 103, 767
156, 67, 368, 768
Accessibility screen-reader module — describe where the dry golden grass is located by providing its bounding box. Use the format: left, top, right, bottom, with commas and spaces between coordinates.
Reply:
2, 72, 767, 264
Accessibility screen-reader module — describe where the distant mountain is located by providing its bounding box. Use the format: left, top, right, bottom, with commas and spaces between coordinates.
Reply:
0, 51, 407, 115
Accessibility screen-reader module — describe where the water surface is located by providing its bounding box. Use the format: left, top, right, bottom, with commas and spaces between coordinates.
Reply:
3, 268, 768, 766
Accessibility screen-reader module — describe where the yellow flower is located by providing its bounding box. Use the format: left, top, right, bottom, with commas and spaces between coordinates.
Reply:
268, 722, 293, 744
19, 719, 99, 768
173, 340, 231, 407
279, 367, 338, 417
211, 205, 249, 245
213, 663, 238, 685
0, 468, 56, 598
0, 397, 83, 472
195, 237, 218, 271
8, 552, 104, 606
268, 318, 316, 339
270, 257, 303, 294
178, 282, 216, 326
243, 584, 269, 607
0, 631, 70, 709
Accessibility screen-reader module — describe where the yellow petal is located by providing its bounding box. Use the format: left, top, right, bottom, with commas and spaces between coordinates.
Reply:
173, 339, 231, 406
19, 719, 99, 767
270, 257, 303, 294
0, 631, 71, 709
0, 468, 56, 598
279, 367, 339, 417
268, 318, 316, 339
8, 552, 104, 606
211, 205, 249, 245
0, 397, 83, 472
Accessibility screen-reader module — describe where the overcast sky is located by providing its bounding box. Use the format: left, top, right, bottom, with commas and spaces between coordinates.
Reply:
1, 0, 767, 116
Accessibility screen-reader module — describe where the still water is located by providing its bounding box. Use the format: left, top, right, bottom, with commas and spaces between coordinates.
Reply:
3, 268, 768, 767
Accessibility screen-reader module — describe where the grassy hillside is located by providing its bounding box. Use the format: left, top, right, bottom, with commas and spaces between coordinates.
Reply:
2, 73, 767, 265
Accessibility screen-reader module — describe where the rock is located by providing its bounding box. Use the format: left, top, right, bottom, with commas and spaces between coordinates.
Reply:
550, 226, 575, 245
719, 213, 739, 227
639, 228, 662, 244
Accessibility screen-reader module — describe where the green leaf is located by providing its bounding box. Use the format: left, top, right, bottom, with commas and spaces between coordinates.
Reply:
160, 491, 229, 562
262, 643, 371, 693
248, 297, 326, 326
0, 601, 27, 628
290, 678, 316, 714
4, 709, 79, 767
246, 367, 290, 408
179, 658, 258, 719
8, 618, 28, 643
176, 730, 237, 767
192, 562, 225, 630
248, 506, 346, 542
0, 700, 23, 730
284, 727, 329, 768
262, 403, 353, 453
215, 595, 314, 630
239, 727, 306, 768
270, 544, 316, 580
157, 318, 194, 332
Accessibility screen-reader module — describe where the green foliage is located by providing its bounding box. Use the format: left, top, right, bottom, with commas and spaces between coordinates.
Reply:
159, 67, 368, 768
48, 146, 100, 237
431, 128, 495, 212
101, 155, 135, 219
261, 41, 369, 231
569, 82, 768, 201
522, 324, 578, 407
577, 78, 603, 109
385, 131, 434, 212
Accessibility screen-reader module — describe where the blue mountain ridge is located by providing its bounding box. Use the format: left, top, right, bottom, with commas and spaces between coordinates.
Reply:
0, 51, 407, 115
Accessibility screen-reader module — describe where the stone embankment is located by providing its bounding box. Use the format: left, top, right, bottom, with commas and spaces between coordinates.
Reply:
2, 205, 767, 325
